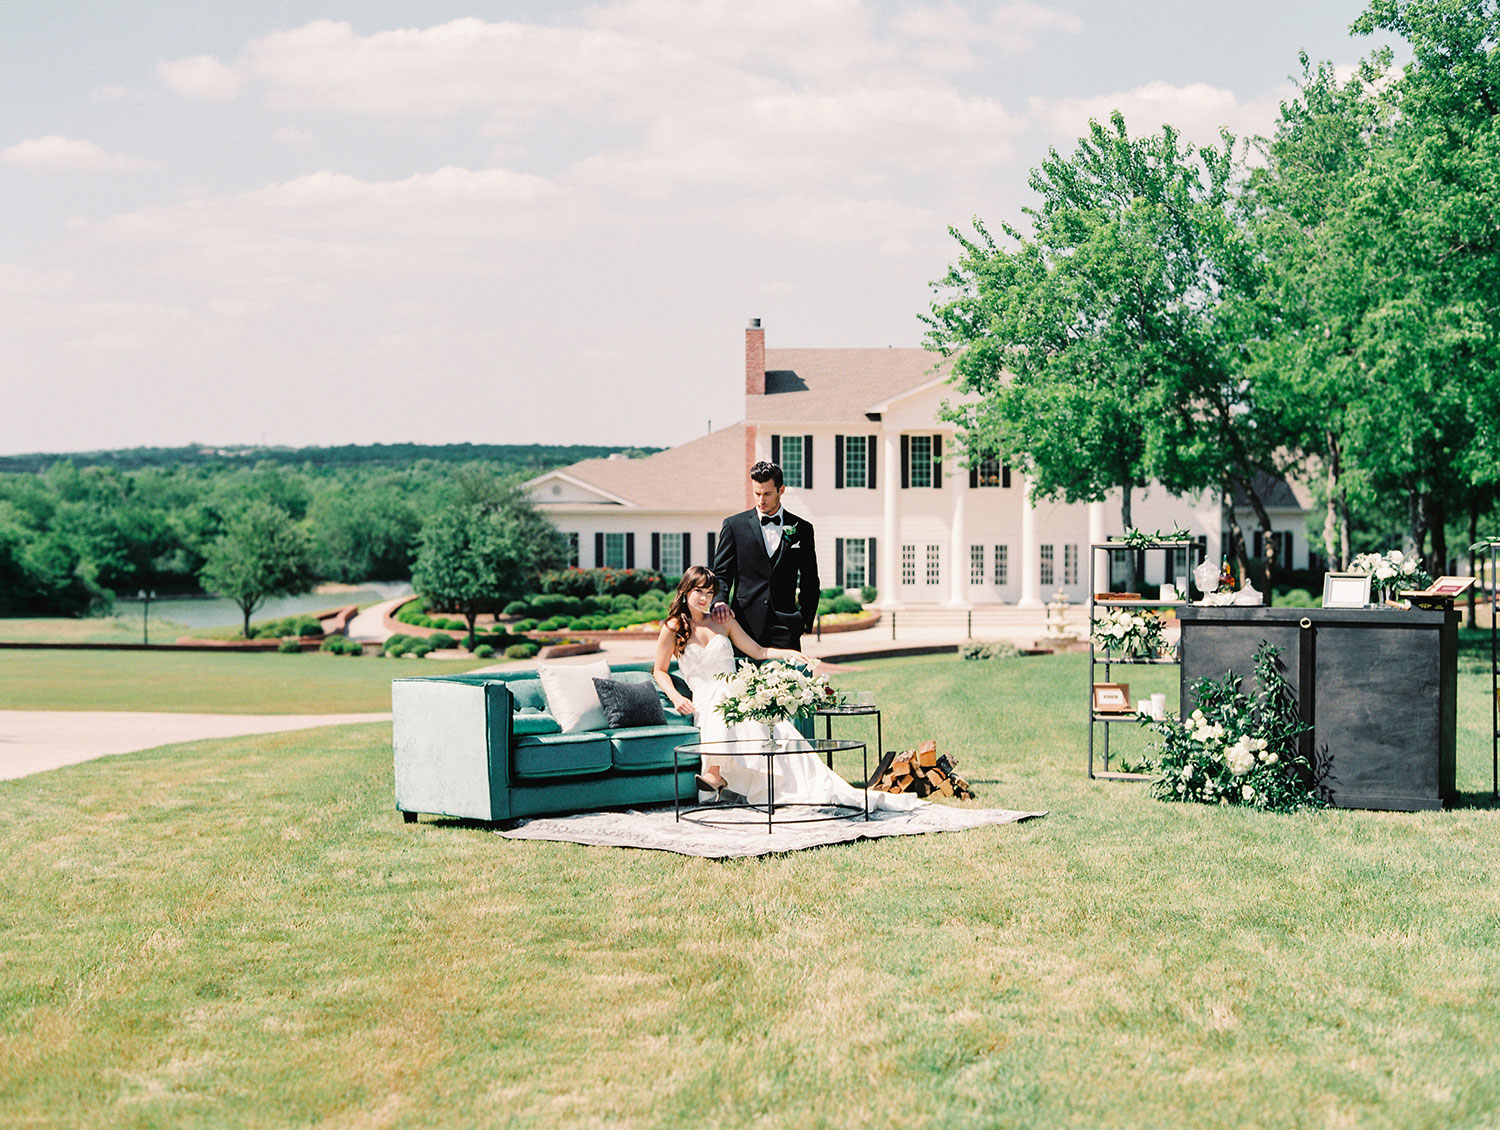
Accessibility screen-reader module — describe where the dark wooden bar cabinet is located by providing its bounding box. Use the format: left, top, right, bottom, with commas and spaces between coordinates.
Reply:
1177, 606, 1458, 811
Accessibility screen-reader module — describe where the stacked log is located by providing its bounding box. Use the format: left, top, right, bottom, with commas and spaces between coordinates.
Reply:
867, 740, 975, 799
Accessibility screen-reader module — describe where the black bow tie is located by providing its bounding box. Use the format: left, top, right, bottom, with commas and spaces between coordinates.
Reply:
760, 513, 781, 526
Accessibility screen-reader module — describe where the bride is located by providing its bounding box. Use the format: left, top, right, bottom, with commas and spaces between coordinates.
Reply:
652, 565, 923, 812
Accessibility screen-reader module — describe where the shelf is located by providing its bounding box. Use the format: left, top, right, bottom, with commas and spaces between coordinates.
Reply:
1093, 656, 1177, 665
1093, 599, 1187, 608
1091, 771, 1153, 782
1092, 713, 1150, 723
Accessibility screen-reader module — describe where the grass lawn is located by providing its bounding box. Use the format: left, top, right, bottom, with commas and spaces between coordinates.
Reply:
0, 615, 190, 644
0, 650, 494, 713
2, 654, 1500, 1128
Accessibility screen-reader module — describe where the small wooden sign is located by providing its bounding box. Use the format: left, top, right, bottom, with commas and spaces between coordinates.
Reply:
1092, 682, 1132, 713
1095, 592, 1142, 601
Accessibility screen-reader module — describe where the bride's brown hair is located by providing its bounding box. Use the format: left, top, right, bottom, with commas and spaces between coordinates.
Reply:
666, 565, 718, 656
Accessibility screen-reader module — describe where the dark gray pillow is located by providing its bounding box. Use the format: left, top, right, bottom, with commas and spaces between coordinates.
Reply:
593, 677, 666, 728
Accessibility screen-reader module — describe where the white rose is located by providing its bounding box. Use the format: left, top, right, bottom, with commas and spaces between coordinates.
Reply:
1226, 747, 1256, 776
1263, 751, 1278, 766
1241, 784, 1255, 801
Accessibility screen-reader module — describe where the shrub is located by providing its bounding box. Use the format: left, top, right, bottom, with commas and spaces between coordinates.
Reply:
1279, 588, 1319, 608
320, 636, 361, 655
277, 637, 303, 654
504, 642, 540, 659
382, 633, 415, 656
861, 585, 877, 604
472, 643, 495, 659
816, 598, 834, 616
960, 639, 1020, 660
408, 643, 433, 659
821, 587, 843, 600
831, 595, 862, 615
637, 589, 666, 609
584, 595, 613, 613
535, 617, 566, 632
536, 568, 600, 597
511, 618, 538, 632
611, 593, 638, 611
502, 600, 530, 617
426, 632, 456, 649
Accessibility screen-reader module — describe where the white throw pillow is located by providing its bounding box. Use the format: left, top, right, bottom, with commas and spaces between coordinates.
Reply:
536, 661, 612, 734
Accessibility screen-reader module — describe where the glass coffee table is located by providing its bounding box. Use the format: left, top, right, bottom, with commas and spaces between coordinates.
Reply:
673, 737, 870, 834
814, 703, 882, 771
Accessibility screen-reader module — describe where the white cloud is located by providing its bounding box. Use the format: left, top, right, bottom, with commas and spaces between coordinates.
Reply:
721, 192, 937, 256
75, 166, 593, 300
158, 54, 244, 99
893, 2, 1082, 59
1029, 80, 1288, 150
0, 136, 158, 172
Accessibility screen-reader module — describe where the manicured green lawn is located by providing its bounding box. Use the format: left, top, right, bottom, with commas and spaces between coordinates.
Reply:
0, 615, 190, 644
2, 655, 1499, 1128
0, 650, 493, 713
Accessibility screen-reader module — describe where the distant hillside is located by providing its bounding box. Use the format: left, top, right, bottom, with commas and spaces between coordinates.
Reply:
0, 442, 662, 475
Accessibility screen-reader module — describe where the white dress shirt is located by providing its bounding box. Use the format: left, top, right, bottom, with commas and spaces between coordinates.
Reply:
760, 507, 784, 556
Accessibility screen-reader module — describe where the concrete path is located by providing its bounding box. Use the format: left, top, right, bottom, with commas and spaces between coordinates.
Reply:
346, 596, 410, 643
0, 711, 392, 781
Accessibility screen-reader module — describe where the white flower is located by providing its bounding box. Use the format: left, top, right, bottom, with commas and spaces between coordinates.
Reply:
1263, 751, 1279, 766
1241, 784, 1256, 801
1226, 743, 1256, 776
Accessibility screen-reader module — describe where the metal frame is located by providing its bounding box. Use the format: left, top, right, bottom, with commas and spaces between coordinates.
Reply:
817, 704, 882, 774
673, 737, 870, 834
1087, 540, 1204, 780
1477, 538, 1500, 798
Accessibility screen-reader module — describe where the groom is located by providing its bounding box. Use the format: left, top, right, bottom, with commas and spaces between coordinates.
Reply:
710, 460, 820, 651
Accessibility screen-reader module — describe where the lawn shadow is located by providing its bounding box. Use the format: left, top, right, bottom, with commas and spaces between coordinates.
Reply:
1446, 790, 1500, 811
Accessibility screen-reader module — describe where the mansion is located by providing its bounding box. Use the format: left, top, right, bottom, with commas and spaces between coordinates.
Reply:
525, 320, 1313, 608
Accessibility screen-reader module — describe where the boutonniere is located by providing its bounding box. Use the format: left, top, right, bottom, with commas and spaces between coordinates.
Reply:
781, 522, 798, 540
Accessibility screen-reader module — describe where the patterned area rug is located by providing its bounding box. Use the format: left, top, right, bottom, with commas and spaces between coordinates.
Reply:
497, 803, 1047, 858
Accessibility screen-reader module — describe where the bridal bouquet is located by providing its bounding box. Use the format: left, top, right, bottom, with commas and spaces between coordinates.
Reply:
1091, 607, 1169, 659
1348, 550, 1432, 602
1139, 642, 1324, 813
716, 660, 839, 727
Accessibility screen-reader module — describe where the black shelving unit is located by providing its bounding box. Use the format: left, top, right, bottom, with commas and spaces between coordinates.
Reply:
1087, 539, 1204, 780
1477, 538, 1500, 798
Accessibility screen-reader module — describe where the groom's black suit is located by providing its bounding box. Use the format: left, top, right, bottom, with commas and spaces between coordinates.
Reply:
712, 509, 820, 650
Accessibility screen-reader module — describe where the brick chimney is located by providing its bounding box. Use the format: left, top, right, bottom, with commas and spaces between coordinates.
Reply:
745, 317, 765, 396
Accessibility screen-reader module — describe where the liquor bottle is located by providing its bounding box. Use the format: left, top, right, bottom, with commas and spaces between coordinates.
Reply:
1218, 562, 1234, 591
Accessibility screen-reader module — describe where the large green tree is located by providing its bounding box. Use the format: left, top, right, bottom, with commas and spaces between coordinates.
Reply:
198, 501, 316, 638
926, 113, 1295, 589
410, 483, 566, 648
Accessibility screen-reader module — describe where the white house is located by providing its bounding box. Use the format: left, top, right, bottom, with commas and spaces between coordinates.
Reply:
525, 319, 1312, 607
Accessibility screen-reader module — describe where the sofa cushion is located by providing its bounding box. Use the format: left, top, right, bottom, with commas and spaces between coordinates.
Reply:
512, 731, 612, 779
593, 677, 666, 728
512, 708, 561, 736
537, 661, 611, 733
506, 678, 549, 712
606, 724, 702, 771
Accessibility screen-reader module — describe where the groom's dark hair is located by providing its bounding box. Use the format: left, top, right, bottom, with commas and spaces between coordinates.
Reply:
750, 461, 783, 488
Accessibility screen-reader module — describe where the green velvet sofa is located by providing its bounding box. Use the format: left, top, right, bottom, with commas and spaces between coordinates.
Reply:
393, 661, 811, 824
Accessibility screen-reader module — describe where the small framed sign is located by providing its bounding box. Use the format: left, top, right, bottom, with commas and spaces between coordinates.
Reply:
1427, 576, 1477, 597
1092, 682, 1132, 714
1322, 572, 1372, 609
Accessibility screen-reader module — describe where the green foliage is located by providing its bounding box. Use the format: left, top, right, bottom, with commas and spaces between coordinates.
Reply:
198, 501, 316, 638
472, 643, 495, 659
511, 619, 539, 633
820, 587, 843, 600
860, 585, 877, 603
319, 636, 363, 656
830, 595, 862, 614
410, 481, 567, 648
610, 593, 637, 611
504, 643, 540, 659
1143, 641, 1325, 813
251, 615, 323, 639
502, 600, 530, 617
959, 639, 1020, 660
276, 637, 303, 654
425, 632, 456, 649
536, 567, 668, 598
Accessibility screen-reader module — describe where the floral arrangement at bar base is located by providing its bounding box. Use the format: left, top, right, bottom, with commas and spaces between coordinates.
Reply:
1091, 607, 1169, 659
1138, 642, 1326, 813
1348, 550, 1433, 604
716, 660, 840, 730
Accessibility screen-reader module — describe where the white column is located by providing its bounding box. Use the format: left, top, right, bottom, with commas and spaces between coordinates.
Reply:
1087, 499, 1107, 607
1019, 473, 1041, 607
947, 460, 969, 608
879, 430, 901, 609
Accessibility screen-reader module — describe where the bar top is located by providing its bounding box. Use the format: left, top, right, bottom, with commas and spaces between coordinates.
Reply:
1178, 605, 1456, 626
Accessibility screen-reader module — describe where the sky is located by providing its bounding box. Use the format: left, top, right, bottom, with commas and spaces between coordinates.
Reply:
0, 0, 1399, 457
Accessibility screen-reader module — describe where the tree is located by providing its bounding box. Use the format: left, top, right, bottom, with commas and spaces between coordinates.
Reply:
410, 484, 566, 649
308, 483, 420, 582
198, 501, 316, 638
926, 113, 1293, 589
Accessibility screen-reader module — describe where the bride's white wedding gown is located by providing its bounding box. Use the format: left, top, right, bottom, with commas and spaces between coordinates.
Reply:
679, 634, 923, 811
